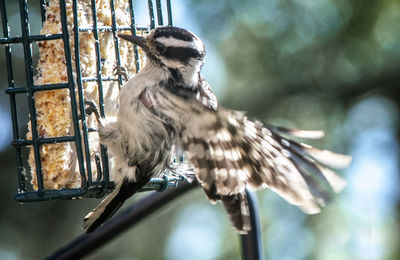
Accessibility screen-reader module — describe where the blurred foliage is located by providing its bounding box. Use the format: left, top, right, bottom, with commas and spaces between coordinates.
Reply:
190, 0, 400, 110
1, 0, 399, 259
186, 0, 400, 260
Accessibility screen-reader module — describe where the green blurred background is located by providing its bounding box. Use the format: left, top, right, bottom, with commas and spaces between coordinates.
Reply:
1, 0, 399, 259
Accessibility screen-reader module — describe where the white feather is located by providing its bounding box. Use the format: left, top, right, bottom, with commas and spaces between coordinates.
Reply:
155, 35, 204, 52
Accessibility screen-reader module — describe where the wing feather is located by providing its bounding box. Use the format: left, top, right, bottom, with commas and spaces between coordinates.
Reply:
152, 88, 350, 231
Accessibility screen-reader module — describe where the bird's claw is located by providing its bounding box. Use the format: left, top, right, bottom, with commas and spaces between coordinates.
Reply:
113, 65, 130, 81
84, 99, 103, 126
84, 99, 99, 116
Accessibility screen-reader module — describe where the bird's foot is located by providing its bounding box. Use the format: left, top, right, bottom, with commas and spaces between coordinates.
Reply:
84, 99, 103, 127
113, 65, 130, 81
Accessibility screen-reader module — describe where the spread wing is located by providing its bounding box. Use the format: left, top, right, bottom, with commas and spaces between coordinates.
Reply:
151, 87, 350, 232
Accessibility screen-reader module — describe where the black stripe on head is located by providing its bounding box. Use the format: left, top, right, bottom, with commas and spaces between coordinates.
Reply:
153, 27, 194, 42
163, 47, 204, 64
162, 68, 198, 97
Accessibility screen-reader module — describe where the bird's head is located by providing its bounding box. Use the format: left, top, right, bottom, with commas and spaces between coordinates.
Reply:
119, 26, 206, 72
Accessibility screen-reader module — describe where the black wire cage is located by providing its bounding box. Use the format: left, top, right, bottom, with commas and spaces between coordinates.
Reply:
1, 1, 263, 259
1, 0, 181, 202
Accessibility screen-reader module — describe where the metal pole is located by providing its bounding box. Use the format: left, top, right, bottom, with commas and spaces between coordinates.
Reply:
240, 190, 264, 260
45, 181, 198, 260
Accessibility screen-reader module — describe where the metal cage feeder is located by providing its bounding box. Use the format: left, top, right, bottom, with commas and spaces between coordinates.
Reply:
1, 0, 176, 202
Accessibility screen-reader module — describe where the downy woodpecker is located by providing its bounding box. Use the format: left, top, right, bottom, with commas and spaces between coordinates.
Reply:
83, 26, 351, 233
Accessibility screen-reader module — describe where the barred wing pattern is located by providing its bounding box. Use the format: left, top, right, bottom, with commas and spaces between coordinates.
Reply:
196, 75, 218, 111
154, 89, 351, 233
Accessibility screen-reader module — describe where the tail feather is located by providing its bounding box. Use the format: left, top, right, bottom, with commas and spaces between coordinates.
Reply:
82, 181, 124, 232
222, 192, 250, 234
83, 178, 147, 233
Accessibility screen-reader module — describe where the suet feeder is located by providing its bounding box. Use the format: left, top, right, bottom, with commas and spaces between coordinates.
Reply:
1, 0, 179, 202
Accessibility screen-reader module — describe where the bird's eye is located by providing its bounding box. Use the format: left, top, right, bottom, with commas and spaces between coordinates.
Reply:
154, 42, 167, 54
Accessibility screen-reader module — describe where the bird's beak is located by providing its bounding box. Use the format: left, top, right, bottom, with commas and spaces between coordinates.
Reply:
118, 34, 149, 52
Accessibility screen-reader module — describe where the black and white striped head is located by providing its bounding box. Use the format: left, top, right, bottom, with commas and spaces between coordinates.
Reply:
119, 26, 206, 70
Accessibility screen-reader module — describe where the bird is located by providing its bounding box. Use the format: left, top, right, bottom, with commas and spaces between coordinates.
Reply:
82, 26, 351, 233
